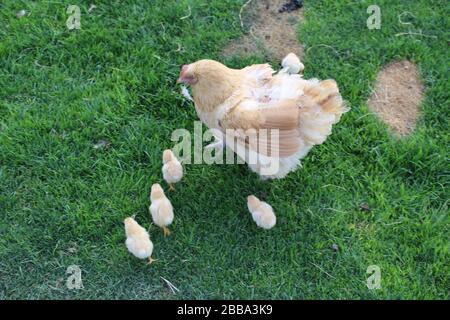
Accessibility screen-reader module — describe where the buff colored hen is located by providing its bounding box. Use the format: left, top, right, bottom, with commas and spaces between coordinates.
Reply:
177, 54, 348, 179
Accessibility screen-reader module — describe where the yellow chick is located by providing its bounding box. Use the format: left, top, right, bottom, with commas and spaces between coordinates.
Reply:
162, 149, 183, 191
124, 217, 155, 264
150, 183, 174, 236
247, 195, 276, 230
281, 52, 304, 74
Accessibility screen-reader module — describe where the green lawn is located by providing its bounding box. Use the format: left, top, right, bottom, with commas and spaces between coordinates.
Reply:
0, 0, 448, 299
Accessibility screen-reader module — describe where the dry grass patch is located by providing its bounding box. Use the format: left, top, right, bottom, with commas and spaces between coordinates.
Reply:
368, 60, 424, 136
222, 0, 304, 60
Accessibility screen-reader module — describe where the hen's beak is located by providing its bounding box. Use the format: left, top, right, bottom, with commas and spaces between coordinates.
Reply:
177, 64, 196, 85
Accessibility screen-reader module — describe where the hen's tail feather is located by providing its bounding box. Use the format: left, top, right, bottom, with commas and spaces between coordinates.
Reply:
298, 79, 349, 145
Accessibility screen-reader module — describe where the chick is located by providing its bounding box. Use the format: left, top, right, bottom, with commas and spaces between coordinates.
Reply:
281, 52, 304, 74
162, 149, 183, 191
247, 195, 276, 230
150, 183, 174, 236
124, 217, 155, 264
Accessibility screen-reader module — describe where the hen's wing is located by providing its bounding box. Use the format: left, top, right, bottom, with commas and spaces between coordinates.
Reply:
209, 61, 348, 178
220, 99, 303, 157
241, 64, 274, 84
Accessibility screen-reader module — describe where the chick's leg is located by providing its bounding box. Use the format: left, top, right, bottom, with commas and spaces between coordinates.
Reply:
163, 226, 171, 237
169, 183, 175, 191
147, 257, 156, 264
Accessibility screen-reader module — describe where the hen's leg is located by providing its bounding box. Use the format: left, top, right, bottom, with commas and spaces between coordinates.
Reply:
205, 129, 224, 152
205, 139, 223, 151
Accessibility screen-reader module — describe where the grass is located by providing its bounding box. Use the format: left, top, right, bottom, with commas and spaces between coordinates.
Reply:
0, 0, 448, 299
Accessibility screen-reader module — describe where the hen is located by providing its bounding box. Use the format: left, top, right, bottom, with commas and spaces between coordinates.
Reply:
177, 55, 348, 179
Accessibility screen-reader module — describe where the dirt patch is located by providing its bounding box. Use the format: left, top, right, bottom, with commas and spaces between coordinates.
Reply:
222, 0, 304, 61
367, 60, 424, 136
